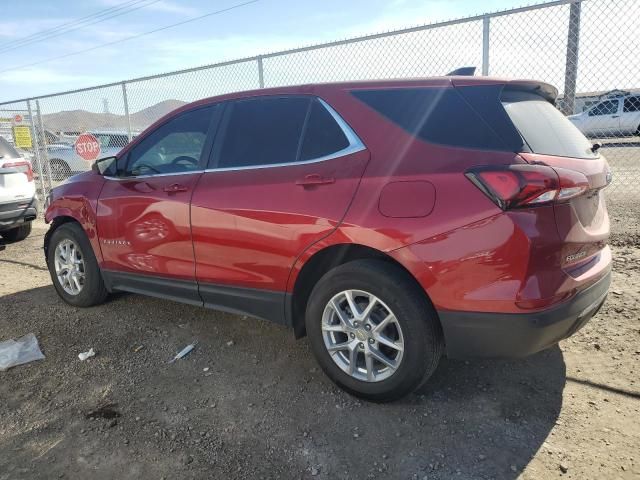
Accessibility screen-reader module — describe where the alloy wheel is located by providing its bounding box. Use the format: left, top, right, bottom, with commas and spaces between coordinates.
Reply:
54, 239, 86, 295
321, 289, 405, 382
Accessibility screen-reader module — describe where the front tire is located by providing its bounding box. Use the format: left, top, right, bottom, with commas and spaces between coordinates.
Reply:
1, 222, 32, 242
305, 259, 443, 402
47, 222, 108, 307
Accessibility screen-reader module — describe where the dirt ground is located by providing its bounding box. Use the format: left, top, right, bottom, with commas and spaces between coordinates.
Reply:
1, 215, 639, 480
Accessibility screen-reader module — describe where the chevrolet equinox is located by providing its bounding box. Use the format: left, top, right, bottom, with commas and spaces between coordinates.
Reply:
45, 77, 612, 402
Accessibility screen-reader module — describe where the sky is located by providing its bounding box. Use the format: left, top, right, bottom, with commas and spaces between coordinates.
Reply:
0, 0, 530, 102
0, 0, 637, 115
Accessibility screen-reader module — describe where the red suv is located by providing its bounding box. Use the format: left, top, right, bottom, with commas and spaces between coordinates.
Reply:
45, 77, 611, 402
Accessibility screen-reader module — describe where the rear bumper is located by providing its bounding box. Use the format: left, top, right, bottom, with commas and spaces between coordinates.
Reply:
0, 199, 38, 230
439, 270, 611, 359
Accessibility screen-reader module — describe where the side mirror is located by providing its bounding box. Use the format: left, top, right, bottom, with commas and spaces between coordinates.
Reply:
93, 156, 118, 176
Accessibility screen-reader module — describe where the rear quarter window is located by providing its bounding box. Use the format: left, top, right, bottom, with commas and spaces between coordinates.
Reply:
351, 87, 509, 151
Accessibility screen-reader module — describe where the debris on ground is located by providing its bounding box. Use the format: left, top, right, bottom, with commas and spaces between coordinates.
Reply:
169, 342, 197, 363
78, 348, 96, 361
0, 333, 45, 371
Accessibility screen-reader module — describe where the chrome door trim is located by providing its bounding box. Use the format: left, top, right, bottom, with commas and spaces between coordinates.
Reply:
104, 170, 204, 181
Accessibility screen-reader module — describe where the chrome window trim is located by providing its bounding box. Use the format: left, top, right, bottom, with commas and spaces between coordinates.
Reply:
104, 97, 366, 179
104, 169, 204, 181
204, 97, 365, 173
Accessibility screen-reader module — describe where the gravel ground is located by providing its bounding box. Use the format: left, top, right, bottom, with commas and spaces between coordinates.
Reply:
0, 215, 639, 480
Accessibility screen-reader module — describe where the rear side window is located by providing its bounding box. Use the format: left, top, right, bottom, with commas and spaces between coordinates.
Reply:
218, 97, 310, 169
300, 100, 349, 161
0, 136, 20, 160
623, 96, 640, 113
502, 91, 597, 159
351, 88, 508, 151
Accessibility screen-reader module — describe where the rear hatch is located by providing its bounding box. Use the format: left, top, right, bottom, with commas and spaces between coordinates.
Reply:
455, 80, 610, 271
500, 86, 610, 269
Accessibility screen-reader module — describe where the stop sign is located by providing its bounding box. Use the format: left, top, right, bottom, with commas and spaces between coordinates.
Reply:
13, 114, 22, 123
75, 133, 101, 161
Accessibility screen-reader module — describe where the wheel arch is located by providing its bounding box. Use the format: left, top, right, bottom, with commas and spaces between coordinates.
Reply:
44, 216, 81, 262
289, 243, 436, 339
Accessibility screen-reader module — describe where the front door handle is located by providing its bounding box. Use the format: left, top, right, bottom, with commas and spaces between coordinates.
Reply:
611, 115, 620, 118
296, 174, 335, 187
163, 183, 189, 194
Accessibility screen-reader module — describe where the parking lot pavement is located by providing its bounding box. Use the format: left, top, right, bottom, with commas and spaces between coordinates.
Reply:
1, 221, 639, 480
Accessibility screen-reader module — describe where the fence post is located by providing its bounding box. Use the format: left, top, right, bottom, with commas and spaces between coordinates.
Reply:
482, 16, 490, 76
122, 82, 133, 141
562, 1, 582, 115
26, 100, 47, 203
35, 100, 53, 193
257, 56, 265, 88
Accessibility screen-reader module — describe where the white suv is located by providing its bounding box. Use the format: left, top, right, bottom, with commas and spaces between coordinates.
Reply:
568, 94, 640, 137
0, 137, 36, 242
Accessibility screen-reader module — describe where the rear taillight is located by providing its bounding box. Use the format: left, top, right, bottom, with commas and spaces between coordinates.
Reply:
2, 160, 34, 182
466, 164, 589, 210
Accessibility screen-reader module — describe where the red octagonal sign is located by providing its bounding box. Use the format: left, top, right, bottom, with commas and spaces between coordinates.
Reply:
75, 133, 101, 162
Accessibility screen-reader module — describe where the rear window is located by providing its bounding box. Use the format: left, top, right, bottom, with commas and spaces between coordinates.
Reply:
0, 137, 21, 161
502, 91, 597, 159
623, 96, 640, 113
351, 87, 509, 151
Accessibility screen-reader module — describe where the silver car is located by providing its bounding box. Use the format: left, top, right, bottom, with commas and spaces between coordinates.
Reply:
47, 131, 133, 180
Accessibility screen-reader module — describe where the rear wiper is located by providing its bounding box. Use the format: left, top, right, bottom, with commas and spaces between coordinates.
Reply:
591, 142, 602, 153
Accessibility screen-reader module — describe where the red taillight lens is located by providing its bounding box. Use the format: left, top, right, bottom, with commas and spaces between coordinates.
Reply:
466, 165, 589, 210
2, 160, 33, 182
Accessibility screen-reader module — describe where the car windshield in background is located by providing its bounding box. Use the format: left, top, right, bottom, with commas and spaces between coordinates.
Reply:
0, 137, 21, 160
501, 91, 598, 160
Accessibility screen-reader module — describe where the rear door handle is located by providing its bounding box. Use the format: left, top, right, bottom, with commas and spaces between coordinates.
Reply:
611, 115, 620, 118
295, 174, 335, 187
163, 183, 189, 194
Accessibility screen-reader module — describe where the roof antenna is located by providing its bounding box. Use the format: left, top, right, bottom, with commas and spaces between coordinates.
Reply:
446, 67, 476, 76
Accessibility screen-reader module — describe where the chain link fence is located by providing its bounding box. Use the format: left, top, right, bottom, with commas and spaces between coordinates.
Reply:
0, 0, 638, 211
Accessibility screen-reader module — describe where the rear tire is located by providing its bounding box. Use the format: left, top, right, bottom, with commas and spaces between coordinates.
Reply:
305, 259, 443, 402
1, 222, 32, 242
47, 222, 108, 307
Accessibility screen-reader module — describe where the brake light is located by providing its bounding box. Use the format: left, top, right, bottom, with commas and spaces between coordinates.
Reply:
2, 160, 34, 182
466, 165, 589, 210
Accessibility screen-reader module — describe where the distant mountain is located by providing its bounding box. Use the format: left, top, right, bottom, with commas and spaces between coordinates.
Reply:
41, 99, 187, 132
129, 100, 187, 129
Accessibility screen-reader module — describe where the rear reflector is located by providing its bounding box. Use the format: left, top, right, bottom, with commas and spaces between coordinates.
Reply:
466, 164, 589, 210
1, 160, 33, 182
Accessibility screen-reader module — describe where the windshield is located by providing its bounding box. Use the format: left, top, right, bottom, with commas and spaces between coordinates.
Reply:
502, 91, 598, 160
0, 136, 21, 160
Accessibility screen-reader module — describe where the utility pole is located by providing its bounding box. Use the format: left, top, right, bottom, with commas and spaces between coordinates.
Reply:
562, 1, 582, 115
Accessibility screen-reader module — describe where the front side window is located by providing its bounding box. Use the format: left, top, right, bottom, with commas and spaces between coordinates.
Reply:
217, 97, 309, 169
127, 106, 213, 176
623, 96, 640, 113
588, 100, 619, 116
